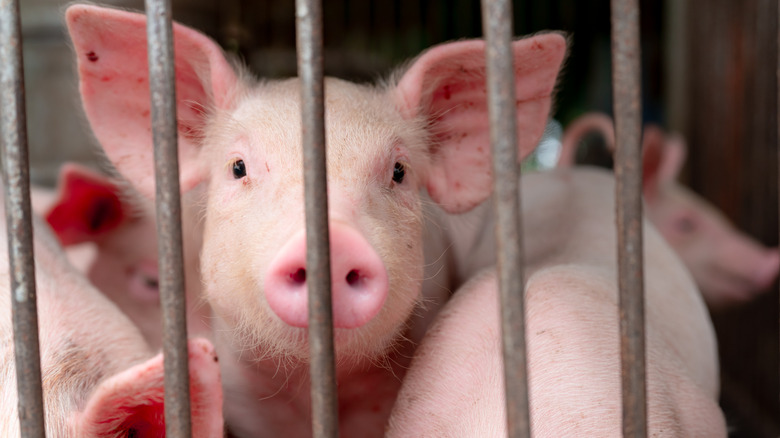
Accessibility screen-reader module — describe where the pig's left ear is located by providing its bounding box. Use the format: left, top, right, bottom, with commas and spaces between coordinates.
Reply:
395, 33, 567, 213
70, 338, 224, 437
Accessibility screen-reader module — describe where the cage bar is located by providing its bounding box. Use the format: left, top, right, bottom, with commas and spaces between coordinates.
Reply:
479, 1, 531, 437
295, 0, 339, 437
144, 0, 193, 436
0, 0, 46, 436
610, 0, 647, 436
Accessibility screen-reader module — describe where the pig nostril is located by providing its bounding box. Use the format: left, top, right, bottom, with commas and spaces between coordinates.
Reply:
346, 270, 360, 287
290, 268, 306, 285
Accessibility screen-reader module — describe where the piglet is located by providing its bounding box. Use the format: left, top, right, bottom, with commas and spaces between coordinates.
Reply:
558, 112, 779, 310
43, 163, 211, 350
0, 189, 223, 437
65, 4, 565, 437
388, 168, 727, 436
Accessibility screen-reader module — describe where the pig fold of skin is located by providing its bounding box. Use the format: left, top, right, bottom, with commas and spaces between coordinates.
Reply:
388, 168, 726, 437
558, 112, 780, 310
65, 4, 564, 437
0, 193, 224, 436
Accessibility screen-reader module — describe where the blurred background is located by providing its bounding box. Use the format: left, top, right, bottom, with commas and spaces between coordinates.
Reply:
18, 0, 779, 435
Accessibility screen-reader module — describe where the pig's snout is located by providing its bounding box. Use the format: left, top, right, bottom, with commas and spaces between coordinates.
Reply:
752, 248, 780, 290
264, 224, 389, 329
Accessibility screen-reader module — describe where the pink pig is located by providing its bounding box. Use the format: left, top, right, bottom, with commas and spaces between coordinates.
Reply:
65, 4, 564, 437
0, 191, 224, 437
388, 168, 726, 436
42, 163, 211, 351
559, 112, 779, 310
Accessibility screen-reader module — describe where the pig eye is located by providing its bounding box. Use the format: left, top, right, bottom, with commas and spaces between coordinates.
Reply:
392, 162, 405, 184
232, 160, 246, 179
674, 215, 697, 234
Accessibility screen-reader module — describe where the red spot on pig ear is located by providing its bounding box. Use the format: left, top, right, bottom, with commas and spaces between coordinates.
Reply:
45, 163, 126, 246
86, 51, 98, 62
395, 33, 567, 213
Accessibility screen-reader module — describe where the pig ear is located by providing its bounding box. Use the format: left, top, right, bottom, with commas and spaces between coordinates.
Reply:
659, 132, 687, 181
71, 338, 223, 437
65, 4, 240, 198
641, 124, 670, 201
395, 33, 566, 213
45, 163, 126, 246
558, 112, 615, 168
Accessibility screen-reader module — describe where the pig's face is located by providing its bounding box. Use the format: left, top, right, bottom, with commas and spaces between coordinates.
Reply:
200, 79, 430, 360
646, 185, 780, 309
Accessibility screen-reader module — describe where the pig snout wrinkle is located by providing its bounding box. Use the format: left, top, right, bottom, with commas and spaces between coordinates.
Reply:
264, 223, 389, 329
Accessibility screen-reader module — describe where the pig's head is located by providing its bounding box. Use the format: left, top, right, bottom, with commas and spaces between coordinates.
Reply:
44, 163, 167, 348
65, 4, 565, 363
559, 113, 780, 310
44, 163, 211, 350
641, 126, 780, 310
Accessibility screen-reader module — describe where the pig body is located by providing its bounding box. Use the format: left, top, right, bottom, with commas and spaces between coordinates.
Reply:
388, 168, 726, 437
0, 191, 223, 437
66, 4, 566, 436
559, 113, 779, 310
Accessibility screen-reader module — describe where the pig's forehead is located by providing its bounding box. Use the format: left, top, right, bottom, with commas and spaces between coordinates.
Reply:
226, 78, 427, 154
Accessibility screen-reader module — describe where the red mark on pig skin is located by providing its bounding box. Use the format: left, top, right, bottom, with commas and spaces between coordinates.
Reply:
265, 162, 270, 173
101, 76, 112, 82
443, 84, 451, 100
119, 402, 164, 438
86, 51, 98, 62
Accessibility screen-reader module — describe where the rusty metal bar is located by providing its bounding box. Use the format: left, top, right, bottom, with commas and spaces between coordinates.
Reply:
480, 1, 530, 437
0, 0, 46, 436
295, 0, 339, 437
145, 0, 192, 436
610, 0, 647, 436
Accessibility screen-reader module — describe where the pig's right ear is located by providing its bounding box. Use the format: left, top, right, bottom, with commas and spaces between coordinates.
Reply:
394, 33, 566, 213
65, 4, 240, 198
45, 163, 126, 246
70, 338, 224, 437
641, 125, 681, 201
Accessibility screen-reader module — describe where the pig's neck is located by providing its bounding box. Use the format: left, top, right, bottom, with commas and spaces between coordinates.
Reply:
214, 318, 414, 438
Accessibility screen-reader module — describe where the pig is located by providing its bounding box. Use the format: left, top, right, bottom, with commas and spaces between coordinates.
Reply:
558, 112, 780, 310
65, 4, 565, 437
0, 188, 224, 437
42, 163, 211, 351
387, 168, 727, 436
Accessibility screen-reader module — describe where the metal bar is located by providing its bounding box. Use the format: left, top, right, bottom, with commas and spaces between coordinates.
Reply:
0, 0, 46, 436
480, 1, 530, 437
610, 0, 647, 436
145, 0, 192, 436
295, 1, 339, 437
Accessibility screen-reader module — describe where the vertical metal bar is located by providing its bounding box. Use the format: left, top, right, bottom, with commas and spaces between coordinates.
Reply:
145, 1, 192, 436
610, 0, 647, 436
0, 0, 46, 436
480, 1, 530, 437
295, 1, 339, 437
